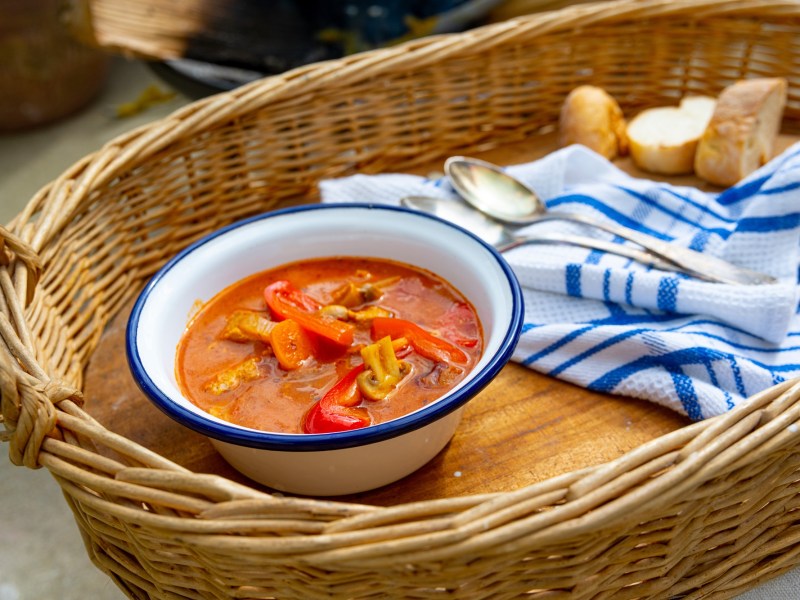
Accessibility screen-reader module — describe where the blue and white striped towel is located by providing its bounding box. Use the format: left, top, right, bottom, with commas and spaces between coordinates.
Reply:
319, 144, 800, 419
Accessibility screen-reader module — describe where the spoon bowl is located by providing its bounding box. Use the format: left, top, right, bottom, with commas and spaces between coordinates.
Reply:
444, 156, 777, 286
444, 156, 542, 225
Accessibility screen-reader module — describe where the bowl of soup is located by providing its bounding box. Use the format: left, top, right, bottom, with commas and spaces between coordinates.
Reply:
127, 203, 523, 495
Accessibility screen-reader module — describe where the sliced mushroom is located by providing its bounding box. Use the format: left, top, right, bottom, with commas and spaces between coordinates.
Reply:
357, 336, 411, 401
360, 276, 401, 302
318, 304, 350, 320
331, 276, 402, 307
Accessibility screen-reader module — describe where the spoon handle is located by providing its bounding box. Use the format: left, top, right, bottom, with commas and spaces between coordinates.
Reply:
498, 232, 685, 272
538, 211, 777, 285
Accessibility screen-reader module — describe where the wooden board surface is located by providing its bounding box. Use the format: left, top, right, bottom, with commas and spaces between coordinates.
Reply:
83, 133, 797, 505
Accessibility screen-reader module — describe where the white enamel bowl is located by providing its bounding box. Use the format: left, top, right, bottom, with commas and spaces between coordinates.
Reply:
127, 204, 524, 496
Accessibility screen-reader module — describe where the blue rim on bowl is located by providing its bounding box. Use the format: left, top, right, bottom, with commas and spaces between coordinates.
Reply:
126, 203, 524, 452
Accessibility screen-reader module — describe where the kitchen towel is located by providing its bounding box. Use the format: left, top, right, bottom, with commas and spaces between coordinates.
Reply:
319, 144, 800, 419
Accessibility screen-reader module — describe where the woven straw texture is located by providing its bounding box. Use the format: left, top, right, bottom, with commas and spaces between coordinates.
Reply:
3, 0, 800, 598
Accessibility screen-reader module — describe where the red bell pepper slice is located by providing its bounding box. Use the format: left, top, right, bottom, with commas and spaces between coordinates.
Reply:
264, 280, 355, 346
303, 364, 369, 434
264, 280, 320, 315
371, 317, 468, 364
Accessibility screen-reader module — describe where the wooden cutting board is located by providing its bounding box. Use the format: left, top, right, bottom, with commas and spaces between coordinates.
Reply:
83, 134, 797, 505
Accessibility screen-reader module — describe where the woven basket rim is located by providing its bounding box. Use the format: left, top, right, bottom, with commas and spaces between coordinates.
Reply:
6, 0, 798, 522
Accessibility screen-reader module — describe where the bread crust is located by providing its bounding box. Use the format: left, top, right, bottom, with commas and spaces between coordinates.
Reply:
694, 78, 788, 187
559, 85, 628, 160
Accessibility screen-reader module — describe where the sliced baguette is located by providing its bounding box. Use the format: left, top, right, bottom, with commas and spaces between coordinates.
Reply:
558, 85, 628, 160
694, 78, 788, 187
626, 96, 717, 175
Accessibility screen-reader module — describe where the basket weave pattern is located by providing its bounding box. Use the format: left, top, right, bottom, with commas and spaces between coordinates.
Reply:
3, 1, 800, 598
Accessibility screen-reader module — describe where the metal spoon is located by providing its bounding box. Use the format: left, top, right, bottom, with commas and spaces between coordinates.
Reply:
401, 195, 684, 273
445, 156, 777, 285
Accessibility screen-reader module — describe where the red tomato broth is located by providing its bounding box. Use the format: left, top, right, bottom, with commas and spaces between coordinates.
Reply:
175, 257, 483, 434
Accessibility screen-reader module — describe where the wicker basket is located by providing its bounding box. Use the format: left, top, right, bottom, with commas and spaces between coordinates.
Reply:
3, 0, 800, 597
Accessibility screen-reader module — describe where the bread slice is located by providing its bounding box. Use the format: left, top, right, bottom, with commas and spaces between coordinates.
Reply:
558, 85, 628, 160
626, 96, 717, 175
694, 78, 788, 187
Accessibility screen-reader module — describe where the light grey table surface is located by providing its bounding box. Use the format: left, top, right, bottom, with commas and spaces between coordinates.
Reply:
0, 58, 797, 599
